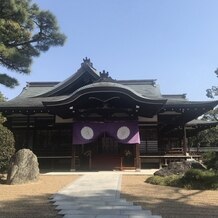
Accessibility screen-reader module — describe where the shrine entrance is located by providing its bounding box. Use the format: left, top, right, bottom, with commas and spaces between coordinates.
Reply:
74, 136, 136, 170
97, 135, 119, 154
88, 136, 135, 170
92, 136, 121, 170
72, 121, 140, 171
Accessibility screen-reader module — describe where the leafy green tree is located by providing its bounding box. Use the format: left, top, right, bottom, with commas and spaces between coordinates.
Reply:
201, 108, 218, 121
0, 0, 66, 88
199, 109, 218, 147
206, 69, 218, 98
0, 92, 6, 123
189, 126, 218, 147
202, 151, 218, 171
189, 109, 218, 147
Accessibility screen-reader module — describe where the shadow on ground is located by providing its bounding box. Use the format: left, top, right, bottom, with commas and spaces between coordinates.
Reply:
0, 194, 61, 218
121, 175, 218, 218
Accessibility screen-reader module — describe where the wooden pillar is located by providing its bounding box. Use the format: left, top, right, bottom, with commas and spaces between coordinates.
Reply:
135, 143, 141, 171
183, 126, 187, 155
70, 144, 76, 171
25, 115, 30, 148
89, 152, 92, 170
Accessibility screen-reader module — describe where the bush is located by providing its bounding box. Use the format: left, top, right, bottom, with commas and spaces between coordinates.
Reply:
181, 169, 218, 190
0, 124, 15, 173
202, 151, 218, 171
146, 169, 218, 190
146, 175, 182, 187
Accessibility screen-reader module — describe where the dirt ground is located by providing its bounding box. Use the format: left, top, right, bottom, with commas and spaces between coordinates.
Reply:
121, 175, 218, 218
0, 175, 79, 218
0, 174, 218, 218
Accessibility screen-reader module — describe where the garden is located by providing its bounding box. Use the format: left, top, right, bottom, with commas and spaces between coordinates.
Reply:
146, 151, 218, 190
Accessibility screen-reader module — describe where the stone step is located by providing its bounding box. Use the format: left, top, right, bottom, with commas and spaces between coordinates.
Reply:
63, 215, 162, 218
58, 208, 152, 216
52, 174, 162, 218
51, 195, 120, 201
56, 204, 142, 210
53, 200, 134, 206
52, 197, 128, 203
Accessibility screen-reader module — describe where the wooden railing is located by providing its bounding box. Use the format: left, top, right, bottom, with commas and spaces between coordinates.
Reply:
190, 147, 218, 153
139, 154, 201, 168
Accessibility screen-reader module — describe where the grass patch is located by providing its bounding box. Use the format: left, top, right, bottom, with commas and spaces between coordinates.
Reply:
146, 169, 218, 190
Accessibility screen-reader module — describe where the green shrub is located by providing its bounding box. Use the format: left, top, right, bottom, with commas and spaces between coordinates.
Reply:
146, 175, 182, 187
0, 124, 15, 173
181, 169, 218, 190
202, 151, 218, 171
146, 169, 218, 190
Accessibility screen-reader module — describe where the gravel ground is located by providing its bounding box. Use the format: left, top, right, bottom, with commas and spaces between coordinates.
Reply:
0, 175, 79, 218
0, 174, 218, 218
121, 175, 218, 218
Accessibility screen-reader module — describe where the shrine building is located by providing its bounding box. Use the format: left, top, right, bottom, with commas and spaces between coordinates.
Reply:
0, 58, 217, 171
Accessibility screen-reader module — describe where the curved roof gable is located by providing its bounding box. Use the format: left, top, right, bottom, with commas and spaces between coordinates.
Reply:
43, 81, 167, 107
42, 81, 167, 118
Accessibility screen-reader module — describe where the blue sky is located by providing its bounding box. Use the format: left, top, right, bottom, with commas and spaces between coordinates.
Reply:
1, 0, 218, 100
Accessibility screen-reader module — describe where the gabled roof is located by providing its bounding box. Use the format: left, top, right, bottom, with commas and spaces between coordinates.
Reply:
38, 58, 100, 97
0, 58, 217, 121
0, 58, 165, 110
162, 94, 187, 101
158, 100, 218, 135
118, 80, 162, 99
186, 119, 218, 127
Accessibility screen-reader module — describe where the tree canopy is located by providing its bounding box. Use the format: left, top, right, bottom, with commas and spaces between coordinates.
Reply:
0, 92, 6, 124
0, 0, 66, 88
206, 69, 218, 98
189, 108, 218, 148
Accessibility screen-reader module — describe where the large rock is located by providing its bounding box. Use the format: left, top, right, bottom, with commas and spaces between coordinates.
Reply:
7, 149, 39, 185
154, 159, 206, 177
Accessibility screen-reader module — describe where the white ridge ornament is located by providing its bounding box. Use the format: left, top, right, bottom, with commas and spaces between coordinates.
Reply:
81, 126, 94, 140
117, 126, 130, 140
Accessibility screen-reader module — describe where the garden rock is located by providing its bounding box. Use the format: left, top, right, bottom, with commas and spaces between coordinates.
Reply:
7, 149, 39, 185
154, 159, 206, 177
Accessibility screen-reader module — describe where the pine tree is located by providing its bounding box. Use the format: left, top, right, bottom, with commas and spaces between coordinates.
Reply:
0, 0, 66, 88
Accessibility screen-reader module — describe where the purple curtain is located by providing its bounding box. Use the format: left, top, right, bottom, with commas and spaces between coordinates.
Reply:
73, 121, 140, 144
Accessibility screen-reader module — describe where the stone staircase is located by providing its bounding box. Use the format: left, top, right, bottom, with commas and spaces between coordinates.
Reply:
50, 173, 162, 218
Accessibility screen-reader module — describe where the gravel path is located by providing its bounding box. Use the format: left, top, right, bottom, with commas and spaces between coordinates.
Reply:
52, 173, 161, 218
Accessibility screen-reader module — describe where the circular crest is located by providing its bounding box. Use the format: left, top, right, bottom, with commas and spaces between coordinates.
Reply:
117, 126, 130, 140
81, 126, 94, 140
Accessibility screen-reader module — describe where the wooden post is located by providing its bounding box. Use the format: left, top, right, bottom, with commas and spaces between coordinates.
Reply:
183, 126, 187, 155
70, 145, 76, 171
25, 115, 30, 148
89, 151, 92, 170
135, 143, 141, 171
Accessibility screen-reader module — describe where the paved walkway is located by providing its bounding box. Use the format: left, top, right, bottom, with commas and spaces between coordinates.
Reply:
51, 173, 162, 218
